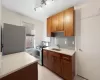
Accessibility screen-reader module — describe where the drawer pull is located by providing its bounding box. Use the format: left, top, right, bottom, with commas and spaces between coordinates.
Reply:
63, 57, 69, 60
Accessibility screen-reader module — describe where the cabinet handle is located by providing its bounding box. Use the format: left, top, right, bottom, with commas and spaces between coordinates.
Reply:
63, 57, 69, 60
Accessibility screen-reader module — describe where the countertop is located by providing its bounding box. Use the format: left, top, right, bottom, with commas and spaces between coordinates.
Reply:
43, 47, 75, 56
0, 52, 38, 79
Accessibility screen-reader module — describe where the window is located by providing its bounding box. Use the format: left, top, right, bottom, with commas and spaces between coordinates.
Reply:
22, 22, 35, 49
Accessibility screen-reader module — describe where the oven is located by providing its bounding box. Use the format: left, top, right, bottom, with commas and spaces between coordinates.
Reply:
26, 48, 43, 66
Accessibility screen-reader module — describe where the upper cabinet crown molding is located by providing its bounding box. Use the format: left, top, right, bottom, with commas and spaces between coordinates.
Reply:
47, 7, 75, 37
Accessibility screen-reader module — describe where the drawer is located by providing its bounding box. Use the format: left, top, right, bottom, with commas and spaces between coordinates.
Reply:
61, 54, 71, 61
43, 50, 47, 53
48, 51, 53, 55
52, 52, 61, 58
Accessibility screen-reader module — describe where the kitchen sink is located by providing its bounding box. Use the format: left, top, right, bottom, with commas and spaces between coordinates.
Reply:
52, 48, 61, 51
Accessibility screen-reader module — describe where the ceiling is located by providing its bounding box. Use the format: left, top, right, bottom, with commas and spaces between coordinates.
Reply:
2, 0, 86, 21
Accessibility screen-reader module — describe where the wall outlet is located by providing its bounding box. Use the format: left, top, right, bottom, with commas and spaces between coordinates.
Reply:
65, 39, 67, 44
72, 41, 75, 44
65, 41, 67, 44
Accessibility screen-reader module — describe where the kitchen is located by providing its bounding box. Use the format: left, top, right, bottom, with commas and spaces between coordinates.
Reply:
0, 0, 100, 80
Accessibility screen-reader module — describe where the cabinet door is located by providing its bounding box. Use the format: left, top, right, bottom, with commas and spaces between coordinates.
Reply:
61, 56, 72, 80
53, 53, 61, 77
47, 17, 52, 37
51, 15, 58, 32
48, 51, 54, 71
64, 7, 74, 36
43, 50, 48, 67
57, 12, 64, 31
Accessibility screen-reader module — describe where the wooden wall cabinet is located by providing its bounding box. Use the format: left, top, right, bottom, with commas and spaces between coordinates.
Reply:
64, 7, 74, 36
47, 7, 74, 37
47, 17, 52, 37
43, 50, 75, 80
51, 15, 58, 32
57, 12, 64, 31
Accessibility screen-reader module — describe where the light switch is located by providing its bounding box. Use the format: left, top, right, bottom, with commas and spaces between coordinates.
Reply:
65, 41, 67, 44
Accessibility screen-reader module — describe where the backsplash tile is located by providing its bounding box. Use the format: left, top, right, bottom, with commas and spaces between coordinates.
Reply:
50, 32, 75, 50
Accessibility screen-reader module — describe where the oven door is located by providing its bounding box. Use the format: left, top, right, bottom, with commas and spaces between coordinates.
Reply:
36, 49, 43, 65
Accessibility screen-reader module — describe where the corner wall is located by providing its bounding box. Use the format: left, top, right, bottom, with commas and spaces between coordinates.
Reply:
75, 1, 100, 80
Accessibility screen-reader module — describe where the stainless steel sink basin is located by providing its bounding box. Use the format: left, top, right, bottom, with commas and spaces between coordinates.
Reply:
52, 48, 61, 51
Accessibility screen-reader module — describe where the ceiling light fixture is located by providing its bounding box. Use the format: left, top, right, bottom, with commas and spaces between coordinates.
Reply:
34, 0, 54, 11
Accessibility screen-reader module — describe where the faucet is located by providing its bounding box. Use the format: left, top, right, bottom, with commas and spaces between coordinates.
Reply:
57, 44, 60, 49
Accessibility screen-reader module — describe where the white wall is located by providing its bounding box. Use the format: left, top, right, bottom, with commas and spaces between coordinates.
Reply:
2, 7, 44, 47
75, 1, 100, 80
0, 0, 2, 73
0, 0, 1, 52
